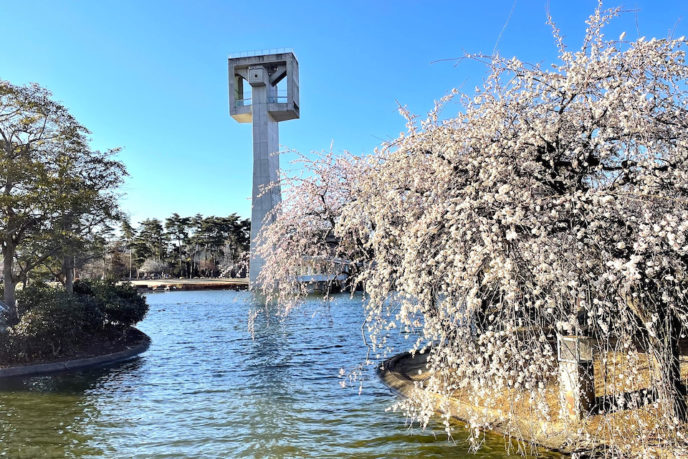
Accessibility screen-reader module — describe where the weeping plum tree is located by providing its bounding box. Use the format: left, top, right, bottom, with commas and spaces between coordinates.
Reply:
256, 150, 370, 311
259, 5, 688, 453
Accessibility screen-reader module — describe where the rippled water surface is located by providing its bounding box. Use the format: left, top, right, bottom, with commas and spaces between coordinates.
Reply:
0, 291, 559, 458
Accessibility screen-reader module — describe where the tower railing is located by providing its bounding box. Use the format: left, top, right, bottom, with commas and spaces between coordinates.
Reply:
235, 98, 252, 107
235, 94, 289, 108
268, 95, 289, 104
228, 48, 296, 59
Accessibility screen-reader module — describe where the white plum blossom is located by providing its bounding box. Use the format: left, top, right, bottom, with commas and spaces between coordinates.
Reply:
258, 4, 688, 455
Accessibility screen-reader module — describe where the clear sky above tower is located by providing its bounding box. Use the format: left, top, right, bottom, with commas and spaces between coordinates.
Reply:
1, 0, 687, 223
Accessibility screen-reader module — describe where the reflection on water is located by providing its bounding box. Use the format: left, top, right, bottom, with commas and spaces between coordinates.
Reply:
0, 363, 142, 458
0, 291, 560, 458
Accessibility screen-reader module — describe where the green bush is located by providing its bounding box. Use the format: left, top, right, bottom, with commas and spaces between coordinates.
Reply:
16, 281, 54, 317
1, 281, 148, 363
11, 287, 103, 359
74, 279, 148, 326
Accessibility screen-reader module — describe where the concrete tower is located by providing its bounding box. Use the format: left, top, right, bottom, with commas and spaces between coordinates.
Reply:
228, 50, 300, 288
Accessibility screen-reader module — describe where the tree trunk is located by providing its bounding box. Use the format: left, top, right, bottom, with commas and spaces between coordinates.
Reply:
2, 241, 18, 324
63, 255, 74, 294
653, 307, 688, 422
178, 242, 182, 277
630, 285, 687, 421
662, 311, 687, 421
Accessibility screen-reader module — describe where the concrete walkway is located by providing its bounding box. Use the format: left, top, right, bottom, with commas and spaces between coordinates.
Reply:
126, 278, 248, 291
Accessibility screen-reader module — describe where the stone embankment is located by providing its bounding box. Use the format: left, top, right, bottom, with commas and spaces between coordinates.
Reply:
379, 351, 591, 455
0, 329, 150, 378
379, 351, 687, 456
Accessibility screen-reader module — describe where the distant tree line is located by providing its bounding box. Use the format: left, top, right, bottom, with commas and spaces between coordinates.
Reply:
117, 213, 250, 280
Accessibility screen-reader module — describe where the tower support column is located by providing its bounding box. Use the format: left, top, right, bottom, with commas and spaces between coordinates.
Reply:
249, 84, 281, 287
228, 50, 300, 290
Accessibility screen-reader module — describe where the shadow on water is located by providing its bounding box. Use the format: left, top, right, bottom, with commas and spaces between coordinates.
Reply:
0, 358, 146, 458
0, 357, 145, 393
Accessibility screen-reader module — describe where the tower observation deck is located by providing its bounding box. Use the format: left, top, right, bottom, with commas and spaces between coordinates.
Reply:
228, 50, 300, 288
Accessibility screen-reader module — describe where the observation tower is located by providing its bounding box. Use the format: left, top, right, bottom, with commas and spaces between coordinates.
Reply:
228, 49, 300, 288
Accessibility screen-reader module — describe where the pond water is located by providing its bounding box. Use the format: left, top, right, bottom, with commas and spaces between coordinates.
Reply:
0, 291, 559, 458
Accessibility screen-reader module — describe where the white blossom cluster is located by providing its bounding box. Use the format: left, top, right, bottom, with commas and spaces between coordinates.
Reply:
256, 150, 370, 315
258, 5, 688, 454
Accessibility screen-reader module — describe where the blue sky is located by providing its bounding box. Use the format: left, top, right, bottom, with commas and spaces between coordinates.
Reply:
2, 0, 687, 224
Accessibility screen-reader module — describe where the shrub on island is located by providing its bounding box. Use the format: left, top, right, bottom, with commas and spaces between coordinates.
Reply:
0, 280, 148, 365
73, 280, 148, 327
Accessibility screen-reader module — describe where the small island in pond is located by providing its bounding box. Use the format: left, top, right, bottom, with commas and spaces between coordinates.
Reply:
0, 280, 149, 375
